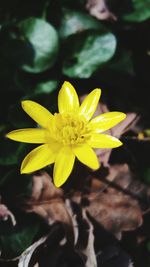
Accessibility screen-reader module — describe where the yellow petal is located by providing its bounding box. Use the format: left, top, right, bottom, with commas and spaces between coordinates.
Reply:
53, 146, 75, 187
88, 133, 122, 148
78, 89, 101, 121
6, 128, 47, 143
21, 100, 53, 128
73, 144, 100, 170
21, 143, 59, 174
58, 81, 79, 114
89, 112, 126, 133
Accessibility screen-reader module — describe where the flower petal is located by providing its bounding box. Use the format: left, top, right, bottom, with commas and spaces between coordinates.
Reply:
21, 143, 59, 174
73, 144, 100, 170
58, 81, 79, 114
78, 89, 101, 121
21, 100, 53, 128
6, 128, 47, 143
89, 112, 126, 133
53, 146, 75, 187
88, 133, 122, 148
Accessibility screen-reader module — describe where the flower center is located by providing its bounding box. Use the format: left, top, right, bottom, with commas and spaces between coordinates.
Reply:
51, 113, 90, 145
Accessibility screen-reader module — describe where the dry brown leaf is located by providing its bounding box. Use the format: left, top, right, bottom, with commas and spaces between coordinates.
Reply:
86, 0, 117, 21
27, 171, 63, 203
0, 203, 16, 226
98, 164, 150, 212
23, 171, 74, 243
18, 166, 147, 266
71, 164, 144, 238
22, 161, 147, 244
71, 193, 142, 239
86, 190, 143, 236
17, 210, 97, 267
95, 102, 138, 166
81, 210, 97, 267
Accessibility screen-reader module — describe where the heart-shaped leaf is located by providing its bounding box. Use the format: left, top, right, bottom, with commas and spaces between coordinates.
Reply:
18, 17, 59, 73
59, 8, 101, 38
63, 30, 116, 78
123, 0, 150, 22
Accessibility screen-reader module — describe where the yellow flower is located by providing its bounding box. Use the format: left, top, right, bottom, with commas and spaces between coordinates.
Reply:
6, 81, 126, 187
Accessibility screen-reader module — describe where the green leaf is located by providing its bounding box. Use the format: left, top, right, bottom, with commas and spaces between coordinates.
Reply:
33, 80, 58, 95
63, 30, 116, 78
18, 17, 59, 73
59, 8, 101, 38
15, 70, 58, 95
123, 0, 150, 22
0, 218, 40, 258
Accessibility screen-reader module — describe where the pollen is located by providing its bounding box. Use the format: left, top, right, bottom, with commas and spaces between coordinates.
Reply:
51, 113, 90, 145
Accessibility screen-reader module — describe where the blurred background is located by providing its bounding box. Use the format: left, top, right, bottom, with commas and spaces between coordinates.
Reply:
0, 1, 150, 267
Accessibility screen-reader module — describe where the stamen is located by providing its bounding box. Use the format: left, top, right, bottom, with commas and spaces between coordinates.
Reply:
51, 113, 90, 145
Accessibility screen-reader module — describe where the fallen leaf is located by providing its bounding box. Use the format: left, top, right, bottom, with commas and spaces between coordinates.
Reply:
0, 204, 16, 226
23, 172, 74, 244
101, 164, 150, 212
18, 236, 47, 267
86, 189, 143, 236
96, 104, 138, 166
71, 164, 144, 238
81, 210, 97, 267
65, 200, 97, 267
86, 0, 117, 21
27, 171, 63, 203
18, 218, 93, 267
